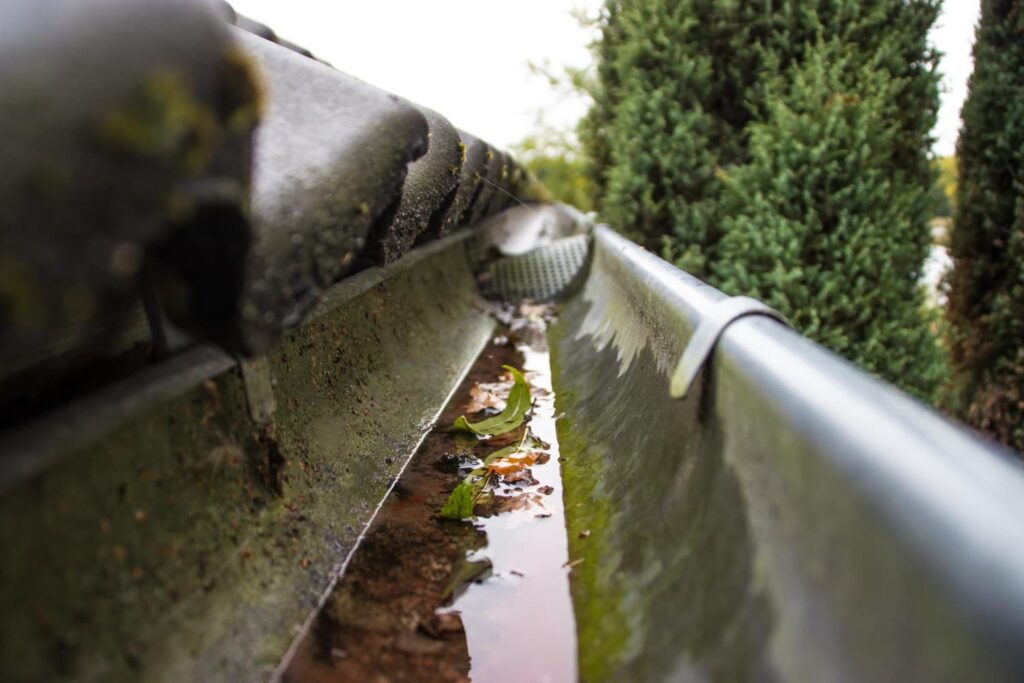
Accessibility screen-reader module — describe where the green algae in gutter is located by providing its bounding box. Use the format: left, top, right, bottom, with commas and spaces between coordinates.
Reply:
546, 348, 630, 682
549, 277, 775, 682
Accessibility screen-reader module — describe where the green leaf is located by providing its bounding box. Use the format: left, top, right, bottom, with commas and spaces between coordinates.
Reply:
452, 365, 532, 436
440, 479, 476, 520
439, 438, 539, 520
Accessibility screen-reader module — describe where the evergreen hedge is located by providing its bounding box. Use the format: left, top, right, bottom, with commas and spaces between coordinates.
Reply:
946, 0, 1024, 449
713, 40, 945, 400
583, 0, 945, 399
580, 0, 722, 274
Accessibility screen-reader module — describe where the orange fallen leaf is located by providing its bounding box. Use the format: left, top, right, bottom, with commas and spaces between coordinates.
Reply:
504, 470, 537, 484
487, 451, 541, 476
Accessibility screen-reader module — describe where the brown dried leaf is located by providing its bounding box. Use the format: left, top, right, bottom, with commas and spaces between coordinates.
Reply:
482, 426, 527, 448
394, 632, 445, 655
420, 612, 465, 639
465, 382, 506, 414
517, 302, 549, 321
491, 492, 544, 514
501, 469, 537, 485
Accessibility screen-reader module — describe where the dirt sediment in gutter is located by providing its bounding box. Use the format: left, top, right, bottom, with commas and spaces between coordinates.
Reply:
281, 304, 577, 682
281, 336, 518, 682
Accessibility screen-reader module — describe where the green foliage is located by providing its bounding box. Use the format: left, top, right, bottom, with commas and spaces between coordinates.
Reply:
440, 478, 476, 520
713, 40, 945, 400
513, 128, 595, 212
933, 155, 958, 218
452, 365, 531, 436
583, 0, 945, 399
580, 0, 762, 273
945, 0, 1024, 451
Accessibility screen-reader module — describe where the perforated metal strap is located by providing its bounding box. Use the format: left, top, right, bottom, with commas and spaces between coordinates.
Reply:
483, 233, 591, 301
669, 296, 788, 399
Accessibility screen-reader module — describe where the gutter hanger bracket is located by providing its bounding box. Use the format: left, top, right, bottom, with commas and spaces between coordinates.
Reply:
240, 356, 277, 423
670, 296, 789, 399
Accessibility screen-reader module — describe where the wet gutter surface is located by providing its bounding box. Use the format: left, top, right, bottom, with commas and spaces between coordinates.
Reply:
281, 306, 577, 682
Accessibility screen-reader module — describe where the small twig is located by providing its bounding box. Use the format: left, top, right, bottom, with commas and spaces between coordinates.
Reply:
475, 173, 536, 213
517, 424, 531, 451
470, 472, 494, 506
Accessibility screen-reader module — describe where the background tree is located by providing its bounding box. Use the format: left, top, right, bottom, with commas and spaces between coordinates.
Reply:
579, 0, 775, 275
579, 0, 625, 210
945, 0, 1024, 450
582, 0, 944, 398
513, 126, 595, 212
713, 39, 945, 400
932, 155, 958, 220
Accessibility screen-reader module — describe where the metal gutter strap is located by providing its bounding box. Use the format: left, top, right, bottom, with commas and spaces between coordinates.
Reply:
669, 296, 789, 399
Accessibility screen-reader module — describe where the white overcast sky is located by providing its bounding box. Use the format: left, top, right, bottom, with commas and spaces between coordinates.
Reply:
230, 0, 979, 156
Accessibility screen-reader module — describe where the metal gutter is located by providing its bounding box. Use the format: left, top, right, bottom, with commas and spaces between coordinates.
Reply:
553, 225, 1024, 681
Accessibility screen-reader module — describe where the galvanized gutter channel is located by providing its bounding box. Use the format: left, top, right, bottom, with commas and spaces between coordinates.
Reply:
551, 226, 1024, 681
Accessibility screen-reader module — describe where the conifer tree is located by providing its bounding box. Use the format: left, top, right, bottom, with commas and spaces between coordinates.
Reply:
580, 0, 775, 274
583, 0, 939, 276
583, 0, 944, 398
713, 39, 945, 400
579, 0, 625, 208
580, 0, 725, 273
946, 0, 1024, 449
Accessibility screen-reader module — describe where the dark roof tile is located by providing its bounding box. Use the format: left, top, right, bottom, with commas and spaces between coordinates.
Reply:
365, 106, 463, 264
437, 131, 490, 237
224, 3, 324, 63
0, 0, 256, 384
235, 28, 429, 352
0, 0, 551, 399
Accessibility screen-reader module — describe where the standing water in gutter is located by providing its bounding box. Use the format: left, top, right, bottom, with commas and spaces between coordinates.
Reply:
281, 303, 578, 682
445, 303, 577, 682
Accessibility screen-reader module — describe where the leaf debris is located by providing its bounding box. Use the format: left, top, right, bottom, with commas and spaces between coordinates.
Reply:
452, 365, 531, 437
